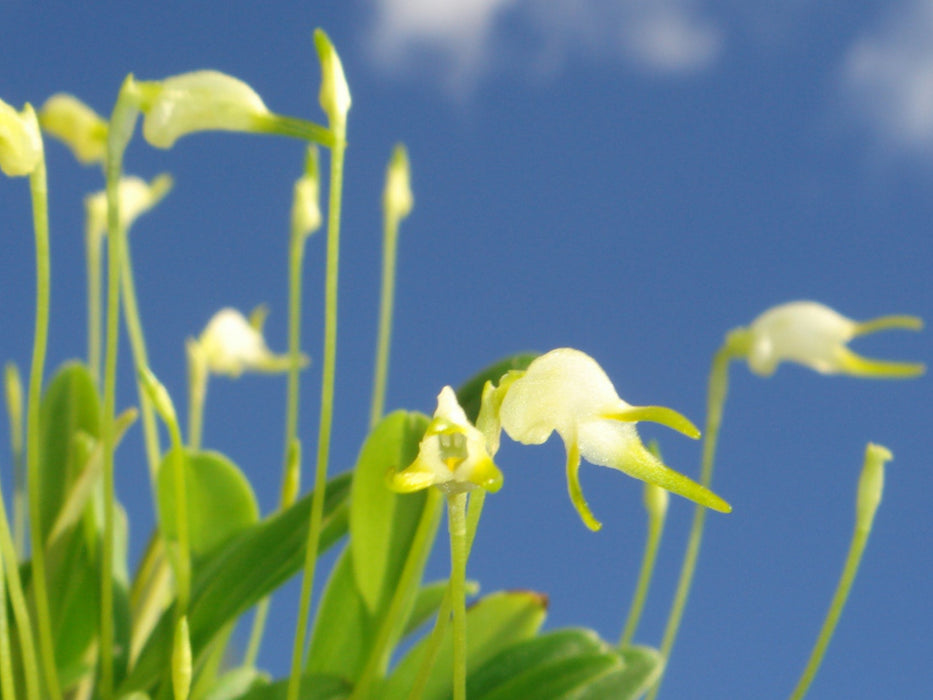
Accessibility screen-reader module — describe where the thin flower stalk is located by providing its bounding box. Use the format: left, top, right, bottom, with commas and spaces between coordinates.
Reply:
4, 363, 26, 557
788, 444, 890, 700
447, 492, 469, 700
370, 143, 413, 428
620, 480, 668, 648
288, 29, 350, 700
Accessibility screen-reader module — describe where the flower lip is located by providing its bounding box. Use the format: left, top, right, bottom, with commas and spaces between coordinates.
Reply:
731, 300, 924, 378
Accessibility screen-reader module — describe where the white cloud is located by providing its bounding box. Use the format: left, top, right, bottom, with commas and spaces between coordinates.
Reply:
842, 0, 933, 152
366, 0, 724, 93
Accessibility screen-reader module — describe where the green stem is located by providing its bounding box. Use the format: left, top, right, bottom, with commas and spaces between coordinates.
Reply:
187, 350, 208, 451
86, 220, 103, 387
446, 492, 468, 700
100, 78, 140, 700
120, 236, 163, 480
0, 547, 13, 700
0, 469, 40, 700
369, 195, 400, 428
788, 445, 888, 700
408, 490, 486, 700
254, 113, 336, 150
287, 133, 346, 700
649, 344, 734, 699
352, 490, 443, 699
24, 148, 63, 700
3, 363, 25, 559
619, 487, 667, 648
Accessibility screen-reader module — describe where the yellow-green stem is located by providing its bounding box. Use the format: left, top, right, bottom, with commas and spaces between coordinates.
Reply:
619, 487, 667, 648
287, 135, 346, 700
649, 344, 734, 699
408, 490, 486, 700
0, 469, 40, 700
187, 353, 207, 451
100, 78, 139, 699
353, 490, 443, 699
25, 152, 63, 700
120, 237, 163, 480
369, 195, 400, 428
86, 221, 103, 387
446, 492, 468, 700
3, 363, 25, 559
0, 546, 13, 700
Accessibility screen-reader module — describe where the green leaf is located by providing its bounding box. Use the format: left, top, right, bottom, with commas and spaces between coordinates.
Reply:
381, 590, 548, 700
37, 362, 100, 542
455, 353, 538, 423
238, 672, 351, 700
156, 449, 259, 558
201, 666, 268, 700
573, 646, 664, 700
350, 411, 429, 612
401, 579, 479, 639
120, 472, 351, 696
465, 629, 609, 698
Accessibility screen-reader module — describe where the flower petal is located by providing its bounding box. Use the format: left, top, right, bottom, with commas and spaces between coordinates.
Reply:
834, 346, 925, 379
601, 404, 700, 439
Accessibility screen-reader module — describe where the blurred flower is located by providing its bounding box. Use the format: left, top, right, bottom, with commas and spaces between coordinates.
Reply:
384, 143, 413, 222
85, 174, 173, 243
188, 307, 302, 378
727, 301, 924, 378
139, 70, 271, 149
491, 348, 729, 531
38, 93, 107, 164
0, 99, 42, 177
389, 386, 503, 495
291, 146, 322, 238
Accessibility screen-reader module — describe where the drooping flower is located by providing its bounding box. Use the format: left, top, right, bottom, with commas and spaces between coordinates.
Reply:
188, 307, 302, 378
389, 386, 503, 495
313, 29, 351, 132
490, 348, 730, 531
726, 301, 924, 378
291, 146, 322, 239
38, 93, 108, 164
0, 98, 42, 177
139, 70, 272, 149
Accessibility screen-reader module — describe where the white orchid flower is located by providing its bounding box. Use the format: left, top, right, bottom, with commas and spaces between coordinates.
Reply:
727, 301, 924, 378
389, 386, 503, 495
190, 307, 301, 378
489, 348, 729, 531
140, 70, 271, 149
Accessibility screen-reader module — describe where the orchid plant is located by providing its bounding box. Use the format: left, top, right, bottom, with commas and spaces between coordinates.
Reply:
0, 27, 925, 700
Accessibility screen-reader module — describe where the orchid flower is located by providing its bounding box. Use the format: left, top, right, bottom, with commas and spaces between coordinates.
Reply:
0, 98, 42, 177
389, 386, 503, 495
85, 174, 173, 242
188, 307, 301, 378
137, 70, 272, 149
487, 348, 730, 531
38, 93, 107, 164
726, 301, 924, 378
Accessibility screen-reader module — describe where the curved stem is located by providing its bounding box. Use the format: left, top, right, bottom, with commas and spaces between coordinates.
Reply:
287, 132, 346, 700
649, 344, 734, 699
25, 152, 63, 700
619, 486, 667, 648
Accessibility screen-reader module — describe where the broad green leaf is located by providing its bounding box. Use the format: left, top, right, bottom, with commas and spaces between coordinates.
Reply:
350, 411, 429, 612
574, 646, 663, 700
455, 353, 538, 423
38, 362, 100, 542
381, 590, 548, 700
476, 652, 621, 700
238, 673, 350, 700
156, 449, 259, 558
401, 579, 479, 639
120, 472, 351, 696
201, 666, 268, 700
465, 629, 608, 697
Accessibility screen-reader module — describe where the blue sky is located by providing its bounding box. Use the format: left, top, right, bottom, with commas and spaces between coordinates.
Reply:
2, 1, 931, 697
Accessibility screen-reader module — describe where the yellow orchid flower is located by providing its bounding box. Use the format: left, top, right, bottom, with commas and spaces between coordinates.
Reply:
389, 386, 503, 495
139, 70, 272, 149
727, 301, 924, 378
0, 98, 42, 177
38, 93, 108, 164
491, 348, 730, 531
